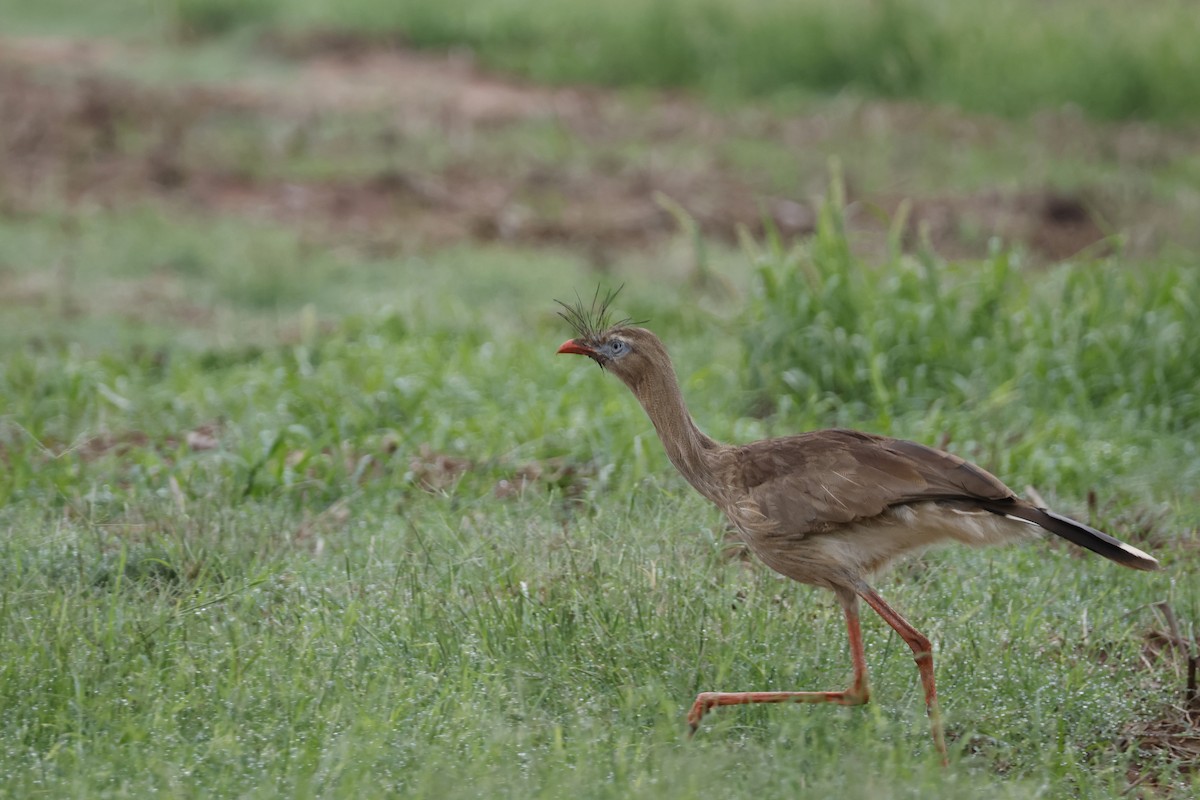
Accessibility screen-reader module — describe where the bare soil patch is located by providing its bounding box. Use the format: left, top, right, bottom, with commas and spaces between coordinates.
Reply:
0, 43, 808, 253
1121, 627, 1200, 794
1, 34, 1194, 260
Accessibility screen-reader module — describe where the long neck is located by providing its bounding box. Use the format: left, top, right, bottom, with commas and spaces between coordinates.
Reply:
627, 361, 725, 501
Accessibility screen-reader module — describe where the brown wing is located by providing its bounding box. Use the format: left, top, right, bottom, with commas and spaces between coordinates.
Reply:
729, 428, 1016, 536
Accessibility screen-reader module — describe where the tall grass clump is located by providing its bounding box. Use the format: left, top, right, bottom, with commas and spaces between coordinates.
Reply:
739, 181, 1200, 444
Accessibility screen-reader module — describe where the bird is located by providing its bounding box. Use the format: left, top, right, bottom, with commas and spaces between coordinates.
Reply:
554, 288, 1159, 763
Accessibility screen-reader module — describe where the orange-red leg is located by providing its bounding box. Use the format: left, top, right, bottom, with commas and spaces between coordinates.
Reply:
687, 596, 870, 733
687, 584, 948, 765
858, 585, 948, 765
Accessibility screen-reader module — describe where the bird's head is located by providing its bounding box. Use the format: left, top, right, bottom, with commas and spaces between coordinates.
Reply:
555, 287, 663, 390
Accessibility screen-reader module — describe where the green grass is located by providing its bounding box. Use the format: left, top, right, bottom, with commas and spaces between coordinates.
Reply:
2, 7, 1198, 795
741, 182, 1200, 446
2, 196, 1197, 796
277, 0, 1200, 122
4, 0, 1199, 120
8, 20, 1200, 258
2, 495, 1187, 797
0, 208, 595, 351
344, 0, 1200, 122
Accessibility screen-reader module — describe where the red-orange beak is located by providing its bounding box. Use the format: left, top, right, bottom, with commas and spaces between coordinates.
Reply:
557, 339, 596, 356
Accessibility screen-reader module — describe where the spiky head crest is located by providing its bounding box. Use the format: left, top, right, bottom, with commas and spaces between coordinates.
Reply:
555, 284, 633, 343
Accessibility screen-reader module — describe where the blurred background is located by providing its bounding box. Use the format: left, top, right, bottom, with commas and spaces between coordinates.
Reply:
3, 0, 1199, 338
3, 0, 1198, 450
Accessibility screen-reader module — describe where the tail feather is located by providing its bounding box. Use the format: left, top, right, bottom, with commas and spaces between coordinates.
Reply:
984, 502, 1160, 571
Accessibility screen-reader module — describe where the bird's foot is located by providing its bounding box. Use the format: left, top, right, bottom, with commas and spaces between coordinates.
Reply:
686, 689, 868, 737
686, 692, 718, 735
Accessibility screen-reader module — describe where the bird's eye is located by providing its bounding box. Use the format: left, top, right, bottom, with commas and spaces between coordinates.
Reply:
609, 340, 628, 355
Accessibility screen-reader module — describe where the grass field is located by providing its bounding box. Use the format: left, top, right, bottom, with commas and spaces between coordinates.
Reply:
2, 3, 1199, 798
6, 0, 1200, 121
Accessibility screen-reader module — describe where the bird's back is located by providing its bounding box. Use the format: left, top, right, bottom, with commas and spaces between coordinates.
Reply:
724, 428, 1013, 530
713, 429, 1034, 587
